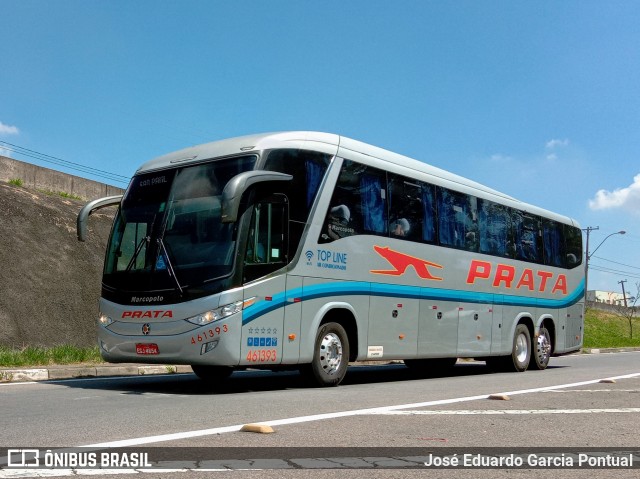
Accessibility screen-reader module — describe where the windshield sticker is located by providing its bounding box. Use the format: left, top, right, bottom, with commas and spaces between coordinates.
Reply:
155, 254, 167, 271
139, 175, 168, 188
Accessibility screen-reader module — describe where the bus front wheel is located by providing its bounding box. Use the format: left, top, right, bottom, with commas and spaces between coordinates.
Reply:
303, 322, 349, 387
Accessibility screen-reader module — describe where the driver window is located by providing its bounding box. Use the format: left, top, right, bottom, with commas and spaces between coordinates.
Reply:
244, 200, 288, 281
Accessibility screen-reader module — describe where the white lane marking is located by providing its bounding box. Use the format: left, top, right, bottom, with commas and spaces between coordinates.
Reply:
543, 389, 640, 393
82, 372, 640, 448
372, 408, 640, 415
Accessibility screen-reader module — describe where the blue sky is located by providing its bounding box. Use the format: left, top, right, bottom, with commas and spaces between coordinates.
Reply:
2, 0, 639, 294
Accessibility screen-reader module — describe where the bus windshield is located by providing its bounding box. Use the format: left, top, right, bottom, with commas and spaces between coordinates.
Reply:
103, 156, 256, 293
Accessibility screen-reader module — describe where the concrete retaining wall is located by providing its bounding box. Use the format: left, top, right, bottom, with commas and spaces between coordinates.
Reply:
0, 156, 125, 200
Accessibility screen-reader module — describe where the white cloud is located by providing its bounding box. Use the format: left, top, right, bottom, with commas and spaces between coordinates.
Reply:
589, 174, 640, 214
546, 138, 569, 149
0, 121, 19, 135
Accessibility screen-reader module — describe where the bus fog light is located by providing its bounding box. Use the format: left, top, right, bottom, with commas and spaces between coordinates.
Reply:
98, 313, 113, 326
201, 340, 219, 355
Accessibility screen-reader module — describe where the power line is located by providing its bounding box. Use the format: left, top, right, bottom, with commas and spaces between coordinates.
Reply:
591, 255, 640, 271
0, 140, 129, 184
589, 265, 640, 281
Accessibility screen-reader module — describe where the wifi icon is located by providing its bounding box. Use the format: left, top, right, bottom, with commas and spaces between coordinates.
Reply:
305, 250, 314, 262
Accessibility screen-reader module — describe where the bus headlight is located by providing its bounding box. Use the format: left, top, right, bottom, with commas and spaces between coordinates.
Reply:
98, 313, 114, 326
186, 298, 256, 326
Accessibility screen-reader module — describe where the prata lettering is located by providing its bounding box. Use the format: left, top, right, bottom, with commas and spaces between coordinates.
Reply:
122, 310, 173, 319
466, 260, 568, 295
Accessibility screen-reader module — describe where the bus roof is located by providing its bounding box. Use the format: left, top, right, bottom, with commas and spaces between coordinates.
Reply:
135, 131, 579, 227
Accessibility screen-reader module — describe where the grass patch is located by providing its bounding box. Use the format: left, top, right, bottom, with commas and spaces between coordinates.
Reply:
37, 188, 83, 200
57, 191, 83, 200
8, 178, 24, 187
584, 308, 640, 348
0, 345, 103, 367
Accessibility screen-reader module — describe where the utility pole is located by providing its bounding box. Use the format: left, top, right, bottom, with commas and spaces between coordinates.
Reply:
619, 279, 628, 308
583, 226, 599, 300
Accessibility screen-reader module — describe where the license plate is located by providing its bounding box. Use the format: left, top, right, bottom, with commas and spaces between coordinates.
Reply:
136, 343, 159, 355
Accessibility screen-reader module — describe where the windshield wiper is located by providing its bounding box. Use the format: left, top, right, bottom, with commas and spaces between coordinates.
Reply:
125, 236, 150, 272
157, 238, 184, 295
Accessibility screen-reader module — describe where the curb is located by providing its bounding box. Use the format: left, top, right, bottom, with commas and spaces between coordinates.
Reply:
581, 347, 640, 354
0, 364, 193, 383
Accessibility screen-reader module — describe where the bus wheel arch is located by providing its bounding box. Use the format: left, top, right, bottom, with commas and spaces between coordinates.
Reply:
318, 308, 358, 362
302, 307, 358, 387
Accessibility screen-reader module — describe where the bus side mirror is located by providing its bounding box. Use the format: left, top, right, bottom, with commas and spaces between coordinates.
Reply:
77, 195, 123, 241
221, 170, 292, 223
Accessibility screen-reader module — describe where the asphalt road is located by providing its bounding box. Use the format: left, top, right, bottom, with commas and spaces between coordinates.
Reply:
1, 351, 639, 478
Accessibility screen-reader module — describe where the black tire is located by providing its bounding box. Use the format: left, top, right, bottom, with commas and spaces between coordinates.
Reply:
303, 322, 349, 387
530, 326, 551, 370
191, 365, 233, 382
509, 324, 531, 372
486, 324, 531, 372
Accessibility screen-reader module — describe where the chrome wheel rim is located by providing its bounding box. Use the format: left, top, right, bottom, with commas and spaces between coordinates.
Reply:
535, 331, 551, 365
319, 332, 343, 375
515, 333, 529, 364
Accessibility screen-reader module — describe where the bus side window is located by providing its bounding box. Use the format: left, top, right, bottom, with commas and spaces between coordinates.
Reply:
319, 159, 367, 243
478, 199, 510, 257
513, 211, 542, 263
564, 224, 583, 268
437, 187, 478, 252
388, 174, 423, 241
359, 171, 387, 236
421, 183, 436, 243
543, 219, 563, 267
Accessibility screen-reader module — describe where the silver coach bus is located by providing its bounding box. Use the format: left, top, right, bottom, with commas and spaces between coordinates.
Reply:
78, 132, 584, 387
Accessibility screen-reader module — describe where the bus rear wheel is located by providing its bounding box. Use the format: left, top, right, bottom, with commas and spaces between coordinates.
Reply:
487, 324, 531, 372
191, 365, 233, 382
506, 324, 531, 372
303, 322, 349, 387
530, 326, 551, 370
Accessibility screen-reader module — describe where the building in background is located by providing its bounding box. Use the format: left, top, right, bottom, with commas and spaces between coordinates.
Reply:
586, 290, 630, 306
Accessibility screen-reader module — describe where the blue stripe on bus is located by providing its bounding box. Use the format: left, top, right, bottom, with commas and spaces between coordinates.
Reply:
241, 279, 585, 326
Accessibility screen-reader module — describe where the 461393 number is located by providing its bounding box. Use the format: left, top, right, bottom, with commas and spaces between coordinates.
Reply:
190, 324, 228, 345
246, 349, 277, 363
